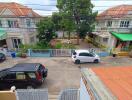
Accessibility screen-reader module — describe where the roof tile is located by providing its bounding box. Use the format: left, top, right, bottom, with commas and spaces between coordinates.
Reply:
97, 5, 132, 19
92, 67, 132, 100
0, 2, 41, 17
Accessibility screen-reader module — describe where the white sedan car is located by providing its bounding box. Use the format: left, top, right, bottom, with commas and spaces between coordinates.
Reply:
72, 50, 100, 64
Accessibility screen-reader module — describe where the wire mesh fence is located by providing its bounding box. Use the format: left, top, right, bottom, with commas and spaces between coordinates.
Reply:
17, 89, 48, 100
58, 88, 79, 100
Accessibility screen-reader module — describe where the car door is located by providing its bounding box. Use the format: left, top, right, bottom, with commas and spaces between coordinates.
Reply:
1, 72, 16, 89
79, 53, 95, 62
85, 53, 95, 62
15, 72, 27, 88
78, 53, 88, 62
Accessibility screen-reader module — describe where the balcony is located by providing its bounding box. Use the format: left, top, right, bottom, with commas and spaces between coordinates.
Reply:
2, 27, 37, 33
95, 27, 131, 33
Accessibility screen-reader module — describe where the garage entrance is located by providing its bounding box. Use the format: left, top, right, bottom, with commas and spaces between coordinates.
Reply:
0, 39, 6, 47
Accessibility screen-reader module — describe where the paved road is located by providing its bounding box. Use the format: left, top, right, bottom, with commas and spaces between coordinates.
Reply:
0, 56, 132, 94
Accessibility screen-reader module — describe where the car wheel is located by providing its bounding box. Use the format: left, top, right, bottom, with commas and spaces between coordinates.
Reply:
75, 60, 80, 64
27, 85, 34, 89
94, 59, 99, 63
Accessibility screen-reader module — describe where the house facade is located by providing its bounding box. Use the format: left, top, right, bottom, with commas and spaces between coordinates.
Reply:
94, 5, 132, 50
0, 2, 41, 49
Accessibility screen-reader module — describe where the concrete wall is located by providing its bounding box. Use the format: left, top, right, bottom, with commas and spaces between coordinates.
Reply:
6, 38, 13, 49
108, 35, 117, 49
0, 91, 17, 100
80, 78, 90, 100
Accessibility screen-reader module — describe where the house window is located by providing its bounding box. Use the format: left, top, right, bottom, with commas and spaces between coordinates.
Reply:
0, 20, 2, 27
7, 20, 19, 28
103, 38, 108, 43
30, 36, 35, 43
120, 21, 130, 28
26, 19, 31, 27
107, 21, 112, 27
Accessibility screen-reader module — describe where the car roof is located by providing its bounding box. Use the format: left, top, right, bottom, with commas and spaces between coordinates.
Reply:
75, 50, 90, 53
9, 63, 41, 72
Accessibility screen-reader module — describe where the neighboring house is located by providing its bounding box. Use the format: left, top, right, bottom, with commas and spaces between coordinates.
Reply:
94, 5, 132, 50
0, 2, 41, 49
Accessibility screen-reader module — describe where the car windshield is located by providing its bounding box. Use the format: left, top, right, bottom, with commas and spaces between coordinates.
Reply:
90, 53, 96, 57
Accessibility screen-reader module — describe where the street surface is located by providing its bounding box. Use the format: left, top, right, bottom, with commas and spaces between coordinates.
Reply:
0, 56, 132, 94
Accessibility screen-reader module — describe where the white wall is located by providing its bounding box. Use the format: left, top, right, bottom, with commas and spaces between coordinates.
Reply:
96, 16, 132, 33
6, 38, 13, 49
80, 78, 90, 100
108, 35, 117, 49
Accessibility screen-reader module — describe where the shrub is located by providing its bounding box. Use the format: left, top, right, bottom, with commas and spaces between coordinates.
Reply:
55, 42, 62, 49
16, 52, 22, 57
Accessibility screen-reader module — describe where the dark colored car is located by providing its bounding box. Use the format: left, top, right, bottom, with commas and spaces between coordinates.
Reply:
0, 53, 6, 62
0, 63, 48, 89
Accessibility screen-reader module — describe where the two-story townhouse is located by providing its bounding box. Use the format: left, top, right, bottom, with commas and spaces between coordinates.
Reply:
0, 2, 41, 49
93, 5, 132, 50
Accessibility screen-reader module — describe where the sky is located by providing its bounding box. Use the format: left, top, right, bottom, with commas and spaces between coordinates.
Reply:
0, 0, 132, 16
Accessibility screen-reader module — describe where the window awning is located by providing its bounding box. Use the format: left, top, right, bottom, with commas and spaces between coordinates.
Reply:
111, 32, 132, 41
0, 29, 7, 40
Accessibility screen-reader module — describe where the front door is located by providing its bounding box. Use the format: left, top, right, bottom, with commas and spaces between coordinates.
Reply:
12, 38, 21, 49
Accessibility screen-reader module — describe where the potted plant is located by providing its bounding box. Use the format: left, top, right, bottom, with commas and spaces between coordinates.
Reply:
16, 52, 27, 58
21, 53, 27, 58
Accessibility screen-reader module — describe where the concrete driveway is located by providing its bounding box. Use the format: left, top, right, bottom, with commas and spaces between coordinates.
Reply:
0, 56, 132, 94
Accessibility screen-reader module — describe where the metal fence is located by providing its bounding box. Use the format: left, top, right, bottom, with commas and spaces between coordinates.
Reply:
16, 89, 48, 100
29, 49, 73, 57
58, 88, 80, 100
29, 48, 110, 57
51, 49, 72, 57
30, 49, 51, 57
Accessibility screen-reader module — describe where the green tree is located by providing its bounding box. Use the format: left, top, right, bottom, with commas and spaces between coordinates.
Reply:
52, 12, 62, 31
61, 13, 75, 40
57, 0, 97, 44
36, 18, 55, 47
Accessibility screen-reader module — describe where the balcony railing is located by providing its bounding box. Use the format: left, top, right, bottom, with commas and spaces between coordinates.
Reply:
95, 27, 131, 33
2, 27, 37, 33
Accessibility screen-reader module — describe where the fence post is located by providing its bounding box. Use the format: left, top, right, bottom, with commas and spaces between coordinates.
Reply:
50, 49, 52, 57
28, 49, 31, 57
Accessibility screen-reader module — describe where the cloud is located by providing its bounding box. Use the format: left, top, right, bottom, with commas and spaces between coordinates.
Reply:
19, 0, 57, 16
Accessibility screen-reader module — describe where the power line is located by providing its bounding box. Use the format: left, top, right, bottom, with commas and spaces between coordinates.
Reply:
0, 5, 132, 10
24, 4, 132, 7
0, 7, 132, 11
0, 13, 132, 18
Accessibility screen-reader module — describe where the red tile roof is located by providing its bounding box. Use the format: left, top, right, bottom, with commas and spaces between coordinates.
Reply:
92, 67, 132, 100
0, 2, 41, 17
97, 5, 132, 19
